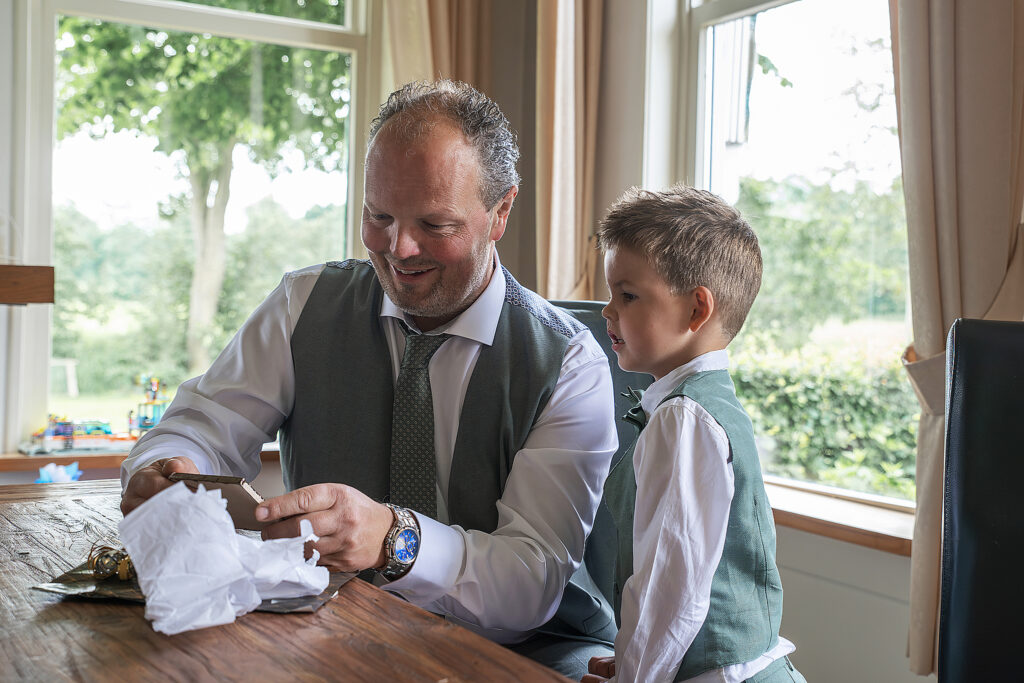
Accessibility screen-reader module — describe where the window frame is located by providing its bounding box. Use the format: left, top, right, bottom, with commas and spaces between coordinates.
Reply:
665, 0, 916, 516
675, 0, 794, 189
2, 0, 381, 451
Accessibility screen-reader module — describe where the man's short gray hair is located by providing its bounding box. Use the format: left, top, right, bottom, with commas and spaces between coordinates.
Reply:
368, 79, 521, 208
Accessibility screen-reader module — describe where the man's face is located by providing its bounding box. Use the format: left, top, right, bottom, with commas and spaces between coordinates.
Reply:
361, 120, 516, 331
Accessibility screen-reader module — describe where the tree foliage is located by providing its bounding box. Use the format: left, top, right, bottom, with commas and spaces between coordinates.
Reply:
728, 171, 915, 498
55, 6, 351, 372
735, 175, 908, 350
56, 6, 351, 169
52, 204, 191, 391
54, 197, 346, 393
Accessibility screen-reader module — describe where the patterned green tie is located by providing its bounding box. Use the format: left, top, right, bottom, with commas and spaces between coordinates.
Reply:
390, 325, 451, 518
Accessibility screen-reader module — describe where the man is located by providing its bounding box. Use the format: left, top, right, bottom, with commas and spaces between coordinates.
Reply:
120, 80, 618, 677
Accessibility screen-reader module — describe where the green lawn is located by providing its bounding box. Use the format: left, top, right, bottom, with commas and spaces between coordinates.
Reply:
48, 389, 177, 434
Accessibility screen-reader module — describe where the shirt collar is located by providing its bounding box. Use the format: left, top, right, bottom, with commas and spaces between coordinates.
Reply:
379, 248, 505, 346
640, 349, 730, 415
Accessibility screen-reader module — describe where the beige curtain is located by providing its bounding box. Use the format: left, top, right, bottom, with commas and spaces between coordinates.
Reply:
383, 0, 491, 96
889, 0, 1024, 674
535, 0, 603, 300
427, 0, 492, 94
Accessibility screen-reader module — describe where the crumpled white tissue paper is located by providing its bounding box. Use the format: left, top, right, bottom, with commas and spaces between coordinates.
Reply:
119, 481, 329, 635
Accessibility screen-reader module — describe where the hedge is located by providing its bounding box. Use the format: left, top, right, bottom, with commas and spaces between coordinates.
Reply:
732, 345, 919, 500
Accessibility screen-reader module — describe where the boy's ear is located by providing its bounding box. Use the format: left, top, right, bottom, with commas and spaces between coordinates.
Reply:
689, 286, 715, 332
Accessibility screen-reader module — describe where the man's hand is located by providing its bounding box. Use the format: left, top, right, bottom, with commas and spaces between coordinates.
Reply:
255, 484, 394, 573
120, 456, 200, 516
581, 655, 615, 682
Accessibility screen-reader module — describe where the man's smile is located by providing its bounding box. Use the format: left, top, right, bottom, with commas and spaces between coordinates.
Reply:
390, 262, 437, 282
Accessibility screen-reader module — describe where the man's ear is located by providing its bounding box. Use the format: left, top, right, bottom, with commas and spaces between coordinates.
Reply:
689, 286, 715, 332
489, 185, 518, 241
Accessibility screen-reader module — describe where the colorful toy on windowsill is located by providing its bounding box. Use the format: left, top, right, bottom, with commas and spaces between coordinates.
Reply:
128, 375, 169, 437
19, 376, 171, 455
21, 414, 136, 455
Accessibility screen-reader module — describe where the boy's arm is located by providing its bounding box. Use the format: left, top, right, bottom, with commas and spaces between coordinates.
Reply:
611, 398, 734, 683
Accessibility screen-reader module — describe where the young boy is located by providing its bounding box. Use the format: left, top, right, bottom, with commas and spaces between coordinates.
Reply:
584, 186, 804, 683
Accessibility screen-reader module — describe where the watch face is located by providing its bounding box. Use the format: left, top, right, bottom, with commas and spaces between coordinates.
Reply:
393, 528, 420, 564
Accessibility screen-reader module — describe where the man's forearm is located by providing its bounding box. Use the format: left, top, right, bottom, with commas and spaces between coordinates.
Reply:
121, 377, 279, 489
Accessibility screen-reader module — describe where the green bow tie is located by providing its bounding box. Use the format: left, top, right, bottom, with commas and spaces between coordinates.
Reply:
622, 386, 647, 430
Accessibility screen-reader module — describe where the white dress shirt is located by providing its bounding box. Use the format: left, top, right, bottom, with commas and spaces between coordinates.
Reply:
122, 252, 618, 644
611, 350, 794, 683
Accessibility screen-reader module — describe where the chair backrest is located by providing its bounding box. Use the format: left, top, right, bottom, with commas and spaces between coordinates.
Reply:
551, 300, 653, 608
939, 318, 1024, 682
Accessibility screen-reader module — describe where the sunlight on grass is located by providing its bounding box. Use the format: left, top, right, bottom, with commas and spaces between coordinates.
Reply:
47, 388, 177, 435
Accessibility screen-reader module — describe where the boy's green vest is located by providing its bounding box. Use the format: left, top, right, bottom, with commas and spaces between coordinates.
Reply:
604, 369, 783, 679
278, 259, 617, 643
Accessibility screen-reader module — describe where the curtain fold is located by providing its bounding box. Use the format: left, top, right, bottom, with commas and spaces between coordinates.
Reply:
428, 0, 492, 94
535, 0, 603, 300
889, 0, 1024, 674
384, 0, 434, 90
384, 0, 491, 97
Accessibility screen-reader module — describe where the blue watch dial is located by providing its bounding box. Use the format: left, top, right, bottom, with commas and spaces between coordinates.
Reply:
393, 528, 420, 563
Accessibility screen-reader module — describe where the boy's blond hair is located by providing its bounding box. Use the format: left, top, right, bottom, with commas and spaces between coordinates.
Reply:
596, 185, 762, 339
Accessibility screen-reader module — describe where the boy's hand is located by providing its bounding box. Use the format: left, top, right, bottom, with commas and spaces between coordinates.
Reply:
583, 655, 615, 681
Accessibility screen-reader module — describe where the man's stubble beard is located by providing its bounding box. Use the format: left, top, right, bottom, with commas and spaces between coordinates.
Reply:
372, 239, 494, 321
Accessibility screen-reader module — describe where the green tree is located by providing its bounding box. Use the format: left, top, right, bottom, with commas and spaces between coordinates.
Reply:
735, 176, 908, 349
215, 198, 345, 350
55, 5, 351, 373
53, 203, 194, 393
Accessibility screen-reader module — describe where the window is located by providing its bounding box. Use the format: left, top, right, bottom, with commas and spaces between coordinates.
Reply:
685, 0, 917, 500
174, 0, 349, 25
4, 0, 375, 451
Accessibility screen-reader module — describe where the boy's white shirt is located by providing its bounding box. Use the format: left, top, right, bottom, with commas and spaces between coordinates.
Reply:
610, 349, 794, 683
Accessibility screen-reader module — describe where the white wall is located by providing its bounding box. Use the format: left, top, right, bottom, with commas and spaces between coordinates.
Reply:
1, 0, 15, 452
778, 526, 933, 682
0, 0, 11, 249
488, 0, 538, 290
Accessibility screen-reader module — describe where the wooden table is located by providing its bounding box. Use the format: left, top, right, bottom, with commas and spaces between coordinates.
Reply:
0, 481, 570, 682
0, 447, 281, 472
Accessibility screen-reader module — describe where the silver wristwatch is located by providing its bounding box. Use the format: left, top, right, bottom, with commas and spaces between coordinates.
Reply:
377, 504, 421, 581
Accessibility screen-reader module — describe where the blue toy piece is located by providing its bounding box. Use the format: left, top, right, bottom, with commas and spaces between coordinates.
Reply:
129, 375, 169, 437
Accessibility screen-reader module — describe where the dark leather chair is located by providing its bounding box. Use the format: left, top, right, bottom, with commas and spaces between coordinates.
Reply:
552, 300, 653, 622
939, 318, 1024, 682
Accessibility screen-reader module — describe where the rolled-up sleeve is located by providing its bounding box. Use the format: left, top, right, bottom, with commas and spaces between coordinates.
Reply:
120, 266, 322, 489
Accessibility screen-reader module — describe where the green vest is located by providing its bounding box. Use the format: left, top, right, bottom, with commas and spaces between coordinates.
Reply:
604, 369, 784, 679
278, 260, 616, 642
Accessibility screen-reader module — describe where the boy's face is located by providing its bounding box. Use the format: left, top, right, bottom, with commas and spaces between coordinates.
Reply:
602, 246, 701, 380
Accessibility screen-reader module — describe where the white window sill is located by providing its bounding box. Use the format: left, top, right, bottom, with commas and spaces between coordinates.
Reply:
1, 448, 917, 556
764, 475, 914, 556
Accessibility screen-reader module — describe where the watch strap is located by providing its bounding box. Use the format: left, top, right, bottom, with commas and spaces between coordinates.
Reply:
378, 504, 420, 581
